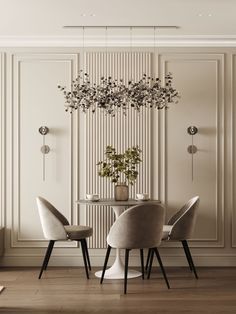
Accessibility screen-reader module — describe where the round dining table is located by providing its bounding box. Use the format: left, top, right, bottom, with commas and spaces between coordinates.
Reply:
77, 198, 161, 280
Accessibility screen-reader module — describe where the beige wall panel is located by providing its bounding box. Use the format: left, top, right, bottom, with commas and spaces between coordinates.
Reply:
231, 54, 236, 247
81, 52, 152, 248
160, 53, 224, 247
11, 53, 78, 247
0, 53, 5, 228
0, 47, 234, 266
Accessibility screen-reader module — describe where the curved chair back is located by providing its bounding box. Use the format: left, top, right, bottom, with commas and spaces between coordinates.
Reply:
36, 196, 69, 240
167, 196, 200, 240
107, 203, 165, 249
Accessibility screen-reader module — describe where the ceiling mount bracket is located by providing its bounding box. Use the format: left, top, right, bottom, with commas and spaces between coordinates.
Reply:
63, 25, 180, 29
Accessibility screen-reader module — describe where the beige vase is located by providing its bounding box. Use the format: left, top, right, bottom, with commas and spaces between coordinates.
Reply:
114, 183, 129, 201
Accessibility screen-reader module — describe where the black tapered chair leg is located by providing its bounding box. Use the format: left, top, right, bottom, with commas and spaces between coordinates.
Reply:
100, 245, 111, 284
80, 239, 89, 279
140, 249, 145, 279
147, 249, 154, 279
83, 239, 91, 271
44, 240, 55, 271
38, 240, 55, 279
145, 248, 151, 271
154, 248, 170, 289
184, 240, 198, 279
124, 249, 130, 294
182, 240, 193, 272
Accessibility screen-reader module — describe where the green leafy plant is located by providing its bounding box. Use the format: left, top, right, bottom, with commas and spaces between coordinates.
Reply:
97, 145, 142, 185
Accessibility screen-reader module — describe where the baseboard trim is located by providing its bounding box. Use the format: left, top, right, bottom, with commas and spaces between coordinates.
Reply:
1, 254, 236, 267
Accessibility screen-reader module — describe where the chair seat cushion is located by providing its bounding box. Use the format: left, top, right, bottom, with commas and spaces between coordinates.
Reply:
162, 225, 173, 240
65, 225, 93, 240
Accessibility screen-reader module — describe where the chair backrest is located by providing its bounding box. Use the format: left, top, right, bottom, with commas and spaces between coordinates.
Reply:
107, 203, 165, 249
36, 196, 69, 240
167, 196, 200, 240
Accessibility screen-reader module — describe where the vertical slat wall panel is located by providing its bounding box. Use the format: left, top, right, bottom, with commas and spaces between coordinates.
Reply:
84, 52, 152, 248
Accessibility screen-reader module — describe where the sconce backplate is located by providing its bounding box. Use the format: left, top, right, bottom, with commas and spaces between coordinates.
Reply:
39, 126, 49, 136
187, 126, 198, 135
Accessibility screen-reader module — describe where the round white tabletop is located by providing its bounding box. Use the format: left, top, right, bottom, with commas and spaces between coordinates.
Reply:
77, 198, 160, 206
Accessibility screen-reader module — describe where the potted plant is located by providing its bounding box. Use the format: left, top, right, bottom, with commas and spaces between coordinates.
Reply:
97, 145, 142, 200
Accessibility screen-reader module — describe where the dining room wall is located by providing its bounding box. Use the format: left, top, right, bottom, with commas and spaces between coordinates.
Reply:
0, 47, 235, 267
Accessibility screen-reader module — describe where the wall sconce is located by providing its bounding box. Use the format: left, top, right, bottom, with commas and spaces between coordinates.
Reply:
187, 126, 198, 181
39, 126, 50, 181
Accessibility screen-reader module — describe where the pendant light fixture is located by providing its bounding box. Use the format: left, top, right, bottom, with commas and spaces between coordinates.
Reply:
126, 26, 180, 111
58, 26, 180, 115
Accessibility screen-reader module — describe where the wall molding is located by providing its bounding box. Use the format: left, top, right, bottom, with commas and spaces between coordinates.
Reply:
10, 53, 78, 248
1, 35, 236, 47
159, 53, 225, 248
2, 252, 236, 267
231, 54, 236, 247
0, 53, 5, 228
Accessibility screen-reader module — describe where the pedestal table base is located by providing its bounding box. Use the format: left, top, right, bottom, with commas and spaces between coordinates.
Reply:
95, 205, 141, 279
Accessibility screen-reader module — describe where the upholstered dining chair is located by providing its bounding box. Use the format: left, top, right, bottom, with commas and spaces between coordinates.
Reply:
36, 196, 93, 279
146, 196, 200, 279
100, 203, 170, 294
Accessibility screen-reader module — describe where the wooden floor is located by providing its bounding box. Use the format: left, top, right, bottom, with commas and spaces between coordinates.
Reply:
0, 267, 236, 313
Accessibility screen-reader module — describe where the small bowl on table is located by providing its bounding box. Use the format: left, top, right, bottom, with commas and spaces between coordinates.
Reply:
86, 194, 100, 202
136, 193, 149, 201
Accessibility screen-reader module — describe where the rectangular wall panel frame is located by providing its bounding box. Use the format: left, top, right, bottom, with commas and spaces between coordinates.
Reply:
159, 53, 225, 248
10, 53, 79, 248
0, 53, 5, 229
231, 54, 236, 247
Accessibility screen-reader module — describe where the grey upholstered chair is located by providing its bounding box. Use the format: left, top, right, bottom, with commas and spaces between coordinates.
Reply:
146, 196, 200, 279
100, 203, 170, 294
36, 196, 93, 279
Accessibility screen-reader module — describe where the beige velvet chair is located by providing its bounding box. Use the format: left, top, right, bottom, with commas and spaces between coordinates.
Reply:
100, 203, 170, 294
146, 196, 200, 279
36, 196, 93, 279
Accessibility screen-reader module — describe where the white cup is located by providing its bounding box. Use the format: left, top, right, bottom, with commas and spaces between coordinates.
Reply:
86, 194, 99, 201
136, 193, 149, 200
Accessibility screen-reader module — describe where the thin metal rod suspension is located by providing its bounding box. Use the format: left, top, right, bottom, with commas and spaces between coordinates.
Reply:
191, 134, 194, 181
42, 135, 45, 181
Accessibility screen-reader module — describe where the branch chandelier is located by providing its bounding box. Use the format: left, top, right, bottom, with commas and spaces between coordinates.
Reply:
58, 26, 180, 116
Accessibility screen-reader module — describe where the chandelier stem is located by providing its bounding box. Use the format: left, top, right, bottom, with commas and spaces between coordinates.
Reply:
82, 26, 85, 83
105, 26, 108, 55
129, 26, 133, 82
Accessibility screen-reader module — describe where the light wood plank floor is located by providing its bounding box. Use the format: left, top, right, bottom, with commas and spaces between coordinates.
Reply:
0, 267, 236, 313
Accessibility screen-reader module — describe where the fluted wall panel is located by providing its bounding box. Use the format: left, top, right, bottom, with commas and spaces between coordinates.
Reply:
84, 52, 152, 248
